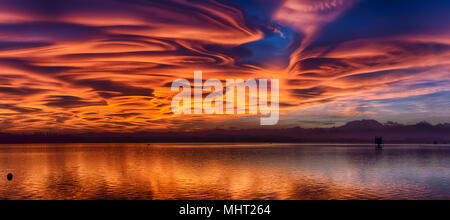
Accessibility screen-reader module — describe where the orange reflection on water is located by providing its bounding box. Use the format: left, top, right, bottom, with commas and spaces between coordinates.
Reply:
0, 143, 448, 200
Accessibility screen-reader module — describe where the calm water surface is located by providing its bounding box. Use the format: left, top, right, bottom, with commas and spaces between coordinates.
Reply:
0, 143, 449, 200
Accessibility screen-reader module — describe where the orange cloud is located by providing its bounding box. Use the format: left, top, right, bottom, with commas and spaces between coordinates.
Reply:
0, 0, 449, 132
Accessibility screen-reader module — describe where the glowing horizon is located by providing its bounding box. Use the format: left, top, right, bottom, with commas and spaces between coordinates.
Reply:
0, 0, 449, 133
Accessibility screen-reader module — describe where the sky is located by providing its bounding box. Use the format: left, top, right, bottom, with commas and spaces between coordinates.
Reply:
0, 0, 449, 133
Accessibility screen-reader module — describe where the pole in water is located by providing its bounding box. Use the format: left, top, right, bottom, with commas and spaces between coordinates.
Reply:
375, 136, 383, 149
7, 173, 13, 181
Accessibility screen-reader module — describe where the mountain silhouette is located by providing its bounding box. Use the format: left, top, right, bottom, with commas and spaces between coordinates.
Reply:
0, 120, 449, 144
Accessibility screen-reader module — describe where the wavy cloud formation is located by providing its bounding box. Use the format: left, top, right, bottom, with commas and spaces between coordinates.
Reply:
0, 0, 449, 132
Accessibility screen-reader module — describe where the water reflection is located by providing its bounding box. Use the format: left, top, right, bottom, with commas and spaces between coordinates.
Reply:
0, 143, 449, 200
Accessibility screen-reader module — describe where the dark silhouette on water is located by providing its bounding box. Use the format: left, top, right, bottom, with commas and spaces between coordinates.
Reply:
0, 120, 449, 144
7, 173, 13, 181
375, 136, 383, 149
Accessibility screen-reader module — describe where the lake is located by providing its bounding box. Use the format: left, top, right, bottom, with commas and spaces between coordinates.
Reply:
1, 143, 449, 200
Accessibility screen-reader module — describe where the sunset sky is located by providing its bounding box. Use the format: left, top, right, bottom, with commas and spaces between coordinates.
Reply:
0, 0, 449, 133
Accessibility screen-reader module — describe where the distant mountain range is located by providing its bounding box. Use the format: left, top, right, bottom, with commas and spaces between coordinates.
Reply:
1, 120, 449, 144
